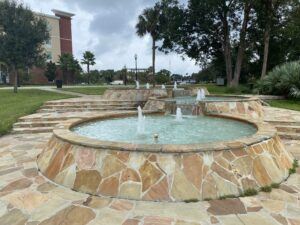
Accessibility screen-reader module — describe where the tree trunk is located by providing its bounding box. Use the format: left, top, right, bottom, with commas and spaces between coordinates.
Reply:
13, 65, 17, 93
87, 64, 90, 84
222, 18, 233, 87
231, 2, 251, 87
261, 25, 270, 78
152, 37, 156, 87
261, 0, 272, 79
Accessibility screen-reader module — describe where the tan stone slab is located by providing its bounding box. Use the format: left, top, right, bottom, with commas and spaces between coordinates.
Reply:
218, 215, 244, 225
238, 213, 280, 225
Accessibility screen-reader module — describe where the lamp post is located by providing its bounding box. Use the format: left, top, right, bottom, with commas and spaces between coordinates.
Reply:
134, 54, 138, 81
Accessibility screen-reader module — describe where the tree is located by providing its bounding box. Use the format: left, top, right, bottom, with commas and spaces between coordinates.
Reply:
45, 61, 57, 82
159, 0, 254, 87
255, 0, 297, 78
0, 0, 49, 93
58, 53, 81, 85
136, 4, 163, 86
155, 69, 171, 84
81, 51, 96, 84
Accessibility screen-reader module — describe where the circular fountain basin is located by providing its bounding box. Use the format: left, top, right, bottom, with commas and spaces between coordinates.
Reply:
37, 111, 293, 202
72, 115, 257, 145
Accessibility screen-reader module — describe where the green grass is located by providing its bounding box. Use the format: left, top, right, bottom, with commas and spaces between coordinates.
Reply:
267, 99, 300, 112
181, 83, 252, 95
62, 87, 108, 95
0, 89, 72, 136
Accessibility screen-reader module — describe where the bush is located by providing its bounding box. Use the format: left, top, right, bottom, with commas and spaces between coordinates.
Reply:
256, 61, 300, 98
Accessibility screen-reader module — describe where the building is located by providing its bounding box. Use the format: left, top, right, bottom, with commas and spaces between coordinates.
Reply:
0, 9, 75, 85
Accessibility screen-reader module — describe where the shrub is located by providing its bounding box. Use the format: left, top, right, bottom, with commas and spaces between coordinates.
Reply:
243, 188, 258, 196
260, 186, 272, 192
256, 61, 300, 98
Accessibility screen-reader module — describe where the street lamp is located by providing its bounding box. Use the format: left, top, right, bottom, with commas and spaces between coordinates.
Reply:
134, 54, 138, 81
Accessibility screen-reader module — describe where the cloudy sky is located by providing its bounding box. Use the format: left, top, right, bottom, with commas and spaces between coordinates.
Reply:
21, 0, 199, 75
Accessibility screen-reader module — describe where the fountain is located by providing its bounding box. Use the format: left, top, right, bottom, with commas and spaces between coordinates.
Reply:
136, 81, 140, 89
196, 90, 202, 101
137, 106, 145, 134
201, 88, 206, 99
175, 107, 183, 121
196, 88, 206, 101
146, 83, 150, 89
173, 81, 178, 90
162, 84, 166, 89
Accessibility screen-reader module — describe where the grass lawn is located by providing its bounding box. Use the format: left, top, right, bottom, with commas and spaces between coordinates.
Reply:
267, 99, 300, 112
180, 83, 252, 95
0, 89, 72, 136
62, 87, 108, 95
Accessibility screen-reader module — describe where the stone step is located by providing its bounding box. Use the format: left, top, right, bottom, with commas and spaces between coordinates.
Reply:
45, 101, 139, 106
13, 121, 61, 128
12, 127, 54, 134
276, 126, 300, 134
37, 107, 136, 113
41, 104, 137, 109
278, 132, 300, 140
18, 117, 72, 123
265, 120, 300, 126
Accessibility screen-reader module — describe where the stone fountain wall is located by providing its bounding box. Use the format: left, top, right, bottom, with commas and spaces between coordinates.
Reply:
204, 100, 264, 120
38, 133, 293, 202
103, 88, 168, 102
144, 98, 263, 119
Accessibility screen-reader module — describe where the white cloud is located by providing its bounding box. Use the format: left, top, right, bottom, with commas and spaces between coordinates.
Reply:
22, 0, 200, 75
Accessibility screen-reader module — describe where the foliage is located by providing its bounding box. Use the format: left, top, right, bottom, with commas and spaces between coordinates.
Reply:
0, 89, 71, 136
155, 69, 171, 84
81, 51, 96, 84
155, 0, 300, 86
45, 61, 57, 82
58, 53, 82, 84
256, 61, 300, 98
260, 186, 272, 192
242, 189, 258, 197
0, 0, 49, 92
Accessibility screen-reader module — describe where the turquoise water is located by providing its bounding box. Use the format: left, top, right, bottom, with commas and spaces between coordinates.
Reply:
72, 115, 257, 145
174, 96, 242, 104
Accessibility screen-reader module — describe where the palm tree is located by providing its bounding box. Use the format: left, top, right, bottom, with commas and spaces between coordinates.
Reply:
81, 51, 96, 84
136, 6, 161, 86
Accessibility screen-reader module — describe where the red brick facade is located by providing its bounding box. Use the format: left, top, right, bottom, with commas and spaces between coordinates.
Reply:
57, 16, 73, 54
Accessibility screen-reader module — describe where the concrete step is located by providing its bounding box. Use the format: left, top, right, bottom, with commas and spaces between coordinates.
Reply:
13, 121, 61, 128
276, 126, 300, 134
12, 127, 54, 134
278, 132, 300, 140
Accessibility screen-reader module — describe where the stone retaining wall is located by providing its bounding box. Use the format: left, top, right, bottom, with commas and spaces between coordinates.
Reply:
37, 113, 293, 202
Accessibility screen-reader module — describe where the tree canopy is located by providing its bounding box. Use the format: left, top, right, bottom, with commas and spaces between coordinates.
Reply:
152, 0, 300, 86
0, 0, 49, 92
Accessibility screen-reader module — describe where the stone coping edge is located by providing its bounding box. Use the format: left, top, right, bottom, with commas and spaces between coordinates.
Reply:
52, 111, 277, 154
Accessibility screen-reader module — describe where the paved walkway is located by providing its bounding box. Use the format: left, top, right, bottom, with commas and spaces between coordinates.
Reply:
0, 104, 299, 224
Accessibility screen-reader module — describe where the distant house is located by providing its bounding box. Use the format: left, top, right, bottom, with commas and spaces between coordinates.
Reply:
3, 9, 75, 85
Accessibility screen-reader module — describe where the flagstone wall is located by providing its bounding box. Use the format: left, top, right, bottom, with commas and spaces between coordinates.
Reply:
37, 115, 293, 202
